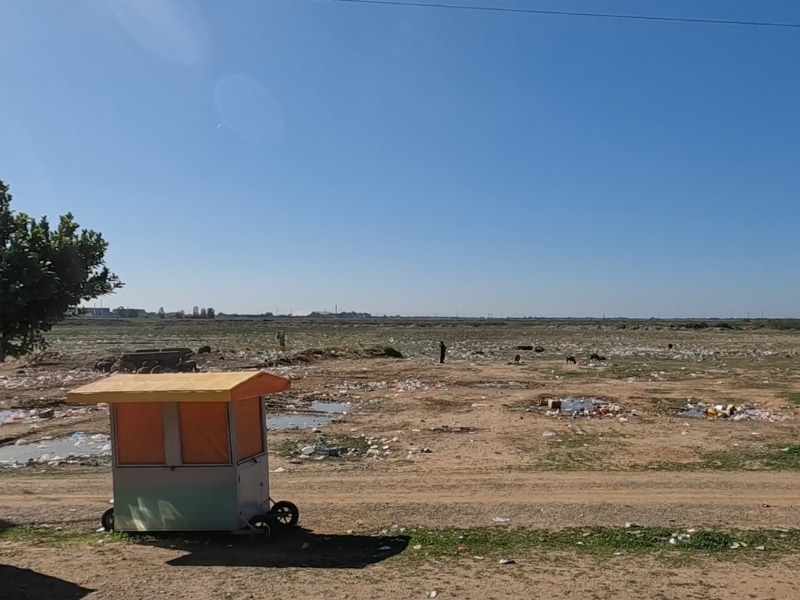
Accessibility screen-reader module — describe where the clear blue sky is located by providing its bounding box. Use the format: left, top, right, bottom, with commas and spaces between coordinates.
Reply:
2, 0, 799, 318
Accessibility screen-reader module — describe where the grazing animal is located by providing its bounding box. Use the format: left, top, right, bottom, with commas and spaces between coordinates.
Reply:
668, 343, 674, 349
176, 359, 198, 373
198, 345, 211, 354
115, 360, 137, 373
566, 355, 577, 364
514, 354, 521, 364
94, 360, 114, 373
590, 353, 607, 361
516, 345, 533, 351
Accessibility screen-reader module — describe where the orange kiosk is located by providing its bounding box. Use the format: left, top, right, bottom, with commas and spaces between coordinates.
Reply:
67, 371, 298, 534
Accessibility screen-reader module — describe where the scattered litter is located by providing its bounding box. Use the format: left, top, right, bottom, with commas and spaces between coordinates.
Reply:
427, 592, 438, 599
271, 467, 286, 473
543, 431, 556, 437
1, 405, 101, 426
412, 544, 422, 550
540, 397, 630, 419
498, 558, 516, 565
492, 517, 511, 523
679, 401, 787, 422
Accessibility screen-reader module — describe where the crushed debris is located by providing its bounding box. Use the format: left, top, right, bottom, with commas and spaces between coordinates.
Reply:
679, 401, 788, 422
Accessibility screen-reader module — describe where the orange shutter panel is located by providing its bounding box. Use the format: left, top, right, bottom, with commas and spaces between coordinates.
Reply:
178, 402, 231, 464
234, 398, 264, 462
116, 403, 165, 465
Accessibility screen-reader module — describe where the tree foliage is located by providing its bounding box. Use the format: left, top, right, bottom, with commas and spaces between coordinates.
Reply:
0, 180, 123, 360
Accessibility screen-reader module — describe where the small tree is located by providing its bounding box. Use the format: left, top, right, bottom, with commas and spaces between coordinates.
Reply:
0, 180, 123, 361
157, 307, 165, 319
200, 307, 207, 319
192, 305, 199, 318
207, 307, 215, 319
175, 309, 185, 319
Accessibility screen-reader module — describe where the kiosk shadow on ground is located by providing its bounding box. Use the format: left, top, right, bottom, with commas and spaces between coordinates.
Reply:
151, 528, 410, 569
1, 519, 94, 599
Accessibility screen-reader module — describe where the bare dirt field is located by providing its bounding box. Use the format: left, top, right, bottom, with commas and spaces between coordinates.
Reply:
2, 317, 800, 599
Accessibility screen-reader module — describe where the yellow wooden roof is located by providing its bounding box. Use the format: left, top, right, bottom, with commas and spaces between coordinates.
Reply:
67, 371, 291, 404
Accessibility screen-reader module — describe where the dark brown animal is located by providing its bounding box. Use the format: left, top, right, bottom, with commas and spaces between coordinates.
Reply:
668, 343, 674, 349
590, 353, 607, 361
566, 355, 577, 364
198, 345, 212, 354
94, 360, 114, 373
176, 359, 198, 372
514, 354, 521, 364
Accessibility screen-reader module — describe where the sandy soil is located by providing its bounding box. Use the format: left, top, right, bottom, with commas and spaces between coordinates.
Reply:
2, 320, 800, 599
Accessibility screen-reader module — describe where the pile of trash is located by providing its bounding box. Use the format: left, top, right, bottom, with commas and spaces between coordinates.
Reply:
679, 401, 788, 422
542, 396, 630, 419
280, 432, 400, 462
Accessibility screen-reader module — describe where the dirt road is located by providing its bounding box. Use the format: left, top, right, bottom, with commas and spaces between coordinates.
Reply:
3, 469, 799, 531
3, 469, 800, 600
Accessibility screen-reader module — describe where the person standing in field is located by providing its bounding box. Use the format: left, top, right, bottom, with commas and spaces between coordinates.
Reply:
277, 330, 286, 351
439, 340, 447, 364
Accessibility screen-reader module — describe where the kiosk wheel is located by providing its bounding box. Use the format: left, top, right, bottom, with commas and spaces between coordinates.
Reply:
269, 500, 299, 528
248, 514, 272, 536
101, 507, 115, 532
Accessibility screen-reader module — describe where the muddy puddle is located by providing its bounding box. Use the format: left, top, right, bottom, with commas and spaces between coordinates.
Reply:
0, 432, 111, 467
266, 401, 351, 431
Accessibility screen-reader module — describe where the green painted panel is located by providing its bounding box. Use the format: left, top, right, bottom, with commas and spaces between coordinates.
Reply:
114, 482, 238, 531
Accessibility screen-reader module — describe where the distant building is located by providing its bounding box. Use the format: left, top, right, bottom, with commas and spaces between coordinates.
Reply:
308, 311, 372, 319
113, 308, 147, 318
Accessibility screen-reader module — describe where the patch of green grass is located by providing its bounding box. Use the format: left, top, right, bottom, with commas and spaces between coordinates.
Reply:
646, 444, 800, 471
785, 392, 800, 406
406, 526, 800, 558
0, 525, 128, 545
7, 523, 800, 561
277, 433, 371, 458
